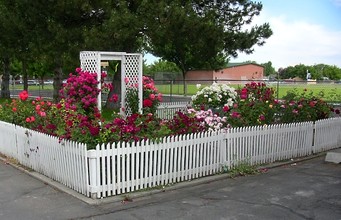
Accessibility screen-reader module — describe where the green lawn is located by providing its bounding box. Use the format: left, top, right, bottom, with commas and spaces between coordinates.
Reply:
155, 82, 341, 102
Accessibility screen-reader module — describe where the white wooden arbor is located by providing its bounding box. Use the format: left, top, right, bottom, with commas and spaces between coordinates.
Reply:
79, 51, 143, 116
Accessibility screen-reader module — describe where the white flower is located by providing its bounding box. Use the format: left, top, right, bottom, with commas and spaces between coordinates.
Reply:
196, 84, 202, 89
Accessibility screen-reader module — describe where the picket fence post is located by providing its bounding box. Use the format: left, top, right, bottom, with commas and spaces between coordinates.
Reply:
220, 131, 227, 168
87, 149, 98, 199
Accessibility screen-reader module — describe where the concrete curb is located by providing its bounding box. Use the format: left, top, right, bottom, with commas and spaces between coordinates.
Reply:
0, 150, 332, 205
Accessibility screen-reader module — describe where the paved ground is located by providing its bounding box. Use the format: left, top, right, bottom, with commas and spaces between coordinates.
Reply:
0, 155, 340, 220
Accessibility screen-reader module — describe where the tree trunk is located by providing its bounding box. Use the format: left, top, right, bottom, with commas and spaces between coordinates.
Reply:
53, 64, 63, 102
182, 70, 187, 96
105, 63, 121, 109
1, 57, 11, 98
22, 60, 28, 91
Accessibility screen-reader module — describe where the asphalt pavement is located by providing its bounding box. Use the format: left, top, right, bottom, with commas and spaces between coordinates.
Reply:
0, 153, 340, 220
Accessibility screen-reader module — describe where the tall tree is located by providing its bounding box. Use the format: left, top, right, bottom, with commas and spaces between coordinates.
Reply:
260, 61, 276, 76
142, 1, 272, 83
83, 0, 146, 108
0, 0, 16, 98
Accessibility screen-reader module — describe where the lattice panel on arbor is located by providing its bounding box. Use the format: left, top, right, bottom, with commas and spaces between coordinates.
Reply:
123, 54, 142, 116
80, 52, 100, 74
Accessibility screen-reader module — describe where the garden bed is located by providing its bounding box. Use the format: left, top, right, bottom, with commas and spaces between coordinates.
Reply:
0, 118, 340, 199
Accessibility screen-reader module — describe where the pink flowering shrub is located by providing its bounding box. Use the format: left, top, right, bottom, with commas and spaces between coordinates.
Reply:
188, 108, 229, 131
60, 68, 104, 112
276, 89, 332, 123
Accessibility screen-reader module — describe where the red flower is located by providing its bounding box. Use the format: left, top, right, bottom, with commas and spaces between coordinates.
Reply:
309, 101, 316, 107
19, 90, 29, 101
223, 105, 230, 112
259, 114, 265, 121
240, 88, 248, 100
143, 99, 153, 108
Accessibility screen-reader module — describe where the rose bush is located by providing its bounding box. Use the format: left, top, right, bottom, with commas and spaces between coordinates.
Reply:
225, 82, 277, 127
0, 74, 336, 149
125, 76, 162, 115
192, 83, 237, 111
276, 89, 332, 123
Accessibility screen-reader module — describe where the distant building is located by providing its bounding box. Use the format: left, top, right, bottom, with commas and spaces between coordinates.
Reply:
185, 62, 264, 82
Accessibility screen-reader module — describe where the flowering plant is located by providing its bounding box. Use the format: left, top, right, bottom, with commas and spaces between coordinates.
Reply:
125, 76, 162, 115
224, 82, 277, 127
0, 91, 54, 130
187, 108, 229, 131
276, 89, 332, 123
166, 111, 206, 135
192, 83, 237, 111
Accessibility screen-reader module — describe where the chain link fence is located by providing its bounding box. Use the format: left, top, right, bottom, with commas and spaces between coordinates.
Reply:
154, 79, 341, 104
7, 79, 341, 105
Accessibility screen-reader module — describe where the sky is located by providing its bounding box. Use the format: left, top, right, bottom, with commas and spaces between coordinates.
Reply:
233, 0, 341, 70
145, 0, 341, 70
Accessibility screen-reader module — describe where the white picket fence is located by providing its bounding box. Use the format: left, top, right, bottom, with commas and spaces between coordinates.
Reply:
0, 121, 89, 195
156, 101, 191, 119
0, 118, 340, 199
314, 117, 341, 152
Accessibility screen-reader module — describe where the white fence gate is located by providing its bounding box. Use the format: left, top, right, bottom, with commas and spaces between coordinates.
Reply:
156, 101, 192, 119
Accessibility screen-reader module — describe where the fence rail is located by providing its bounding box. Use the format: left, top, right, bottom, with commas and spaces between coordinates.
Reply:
0, 118, 340, 199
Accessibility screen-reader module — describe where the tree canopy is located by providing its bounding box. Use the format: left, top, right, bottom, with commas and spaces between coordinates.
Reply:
142, 0, 272, 76
1, 0, 273, 98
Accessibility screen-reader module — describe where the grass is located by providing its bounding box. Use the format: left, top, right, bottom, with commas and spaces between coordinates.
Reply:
223, 159, 260, 178
155, 82, 341, 102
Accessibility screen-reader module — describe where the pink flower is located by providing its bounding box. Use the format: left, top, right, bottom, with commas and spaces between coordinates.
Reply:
149, 94, 156, 100
231, 112, 241, 118
39, 111, 46, 117
19, 90, 29, 101
124, 77, 129, 84
292, 109, 299, 114
157, 93, 162, 102
25, 117, 31, 123
110, 94, 119, 102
